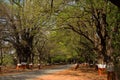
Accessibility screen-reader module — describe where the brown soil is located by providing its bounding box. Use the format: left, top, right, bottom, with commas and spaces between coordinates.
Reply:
35, 67, 107, 80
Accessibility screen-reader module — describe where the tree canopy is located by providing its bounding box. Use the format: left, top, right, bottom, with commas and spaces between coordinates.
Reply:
0, 1, 120, 79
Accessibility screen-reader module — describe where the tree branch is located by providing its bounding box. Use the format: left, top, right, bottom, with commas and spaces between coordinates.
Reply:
67, 24, 94, 44
109, 0, 120, 8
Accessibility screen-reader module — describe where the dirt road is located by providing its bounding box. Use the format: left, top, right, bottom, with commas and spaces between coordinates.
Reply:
35, 65, 107, 80
0, 64, 74, 80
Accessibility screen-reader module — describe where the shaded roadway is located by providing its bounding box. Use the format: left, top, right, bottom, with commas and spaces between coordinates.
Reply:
0, 64, 73, 80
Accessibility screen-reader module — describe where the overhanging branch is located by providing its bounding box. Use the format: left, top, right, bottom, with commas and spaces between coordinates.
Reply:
109, 0, 120, 8
67, 24, 94, 44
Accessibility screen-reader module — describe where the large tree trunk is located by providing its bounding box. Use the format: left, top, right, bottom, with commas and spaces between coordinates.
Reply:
16, 44, 33, 64
93, 8, 110, 63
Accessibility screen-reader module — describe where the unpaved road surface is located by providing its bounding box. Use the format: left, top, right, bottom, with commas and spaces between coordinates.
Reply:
0, 64, 73, 80
35, 66, 107, 80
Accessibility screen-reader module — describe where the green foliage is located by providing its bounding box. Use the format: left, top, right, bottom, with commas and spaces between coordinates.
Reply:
51, 55, 66, 63
51, 0, 120, 64
3, 54, 14, 66
1, 0, 120, 68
